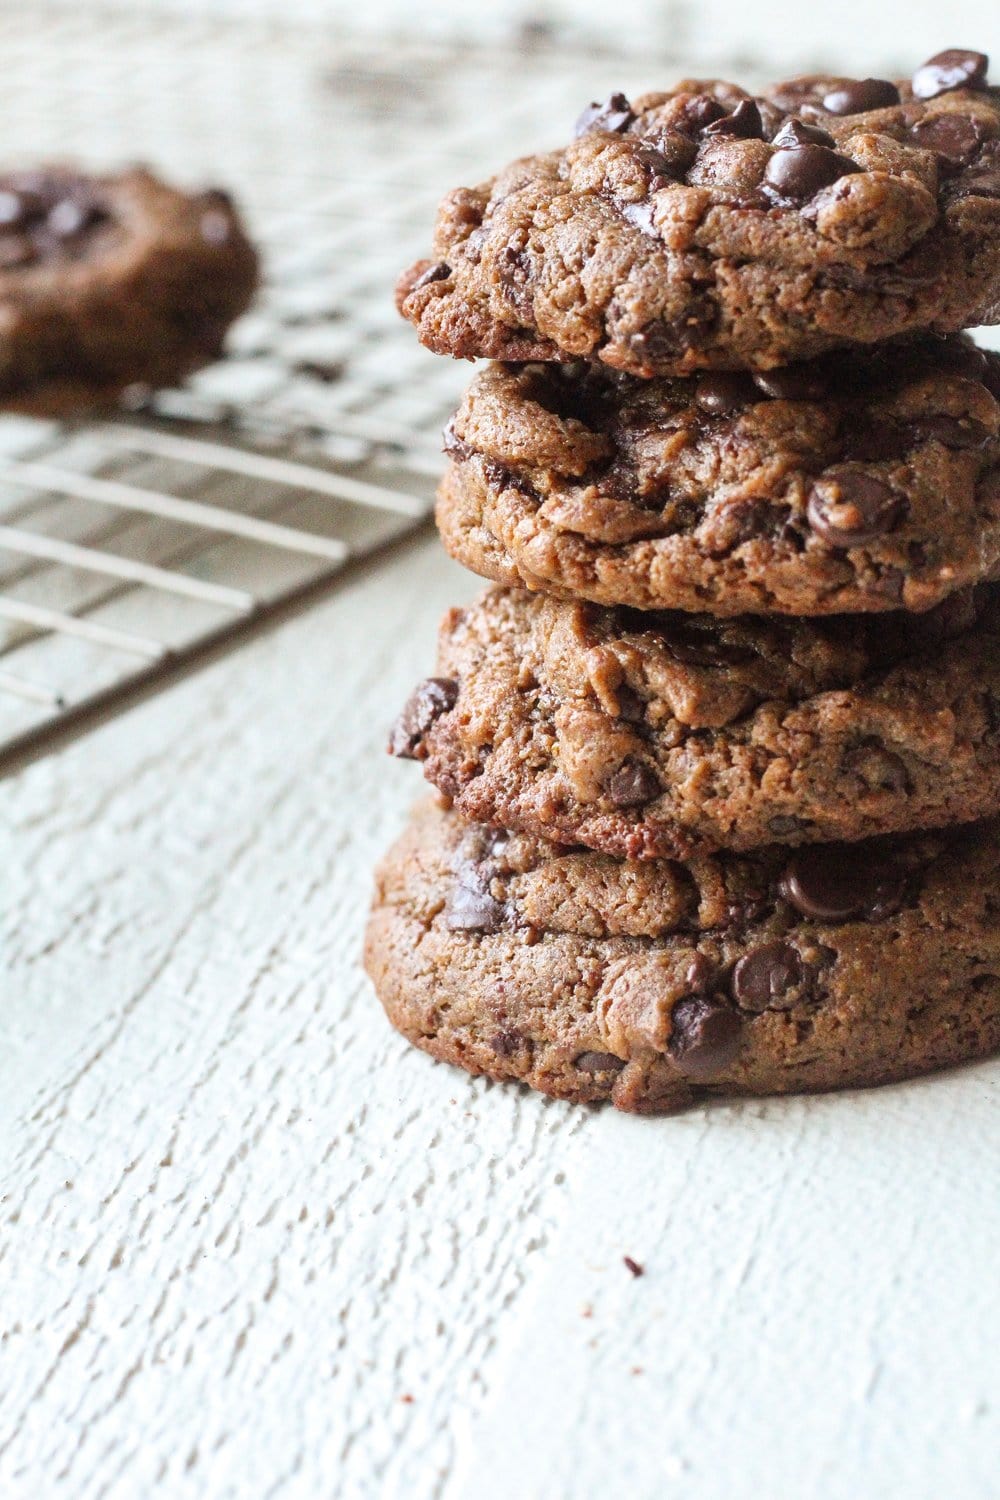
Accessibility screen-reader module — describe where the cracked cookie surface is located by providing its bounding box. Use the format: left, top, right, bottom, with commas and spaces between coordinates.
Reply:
438, 337, 1000, 616
398, 53, 1000, 375
392, 583, 1000, 859
0, 166, 258, 412
364, 799, 1000, 1112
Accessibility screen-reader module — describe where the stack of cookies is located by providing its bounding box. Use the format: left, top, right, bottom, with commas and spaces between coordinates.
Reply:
365, 50, 1000, 1113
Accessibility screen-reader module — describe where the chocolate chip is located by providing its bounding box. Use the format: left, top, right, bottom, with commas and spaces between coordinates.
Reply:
388, 677, 458, 758
911, 415, 992, 449
606, 758, 661, 807
575, 92, 635, 136
695, 371, 756, 413
411, 260, 451, 290
771, 118, 836, 149
669, 997, 743, 1080
703, 99, 764, 139
753, 364, 828, 401
910, 113, 985, 164
912, 49, 989, 100
623, 1256, 644, 1277
441, 419, 474, 462
575, 1050, 626, 1074
685, 954, 715, 993
821, 78, 900, 114
764, 143, 860, 202
490, 1027, 523, 1056
731, 942, 806, 1012
629, 304, 716, 364
780, 846, 906, 923
807, 468, 905, 548
445, 877, 506, 933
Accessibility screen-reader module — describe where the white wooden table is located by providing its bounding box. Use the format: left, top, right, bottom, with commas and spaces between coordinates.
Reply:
3, 532, 998, 1499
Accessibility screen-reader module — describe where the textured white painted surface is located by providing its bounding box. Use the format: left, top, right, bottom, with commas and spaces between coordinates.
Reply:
3, 535, 999, 1500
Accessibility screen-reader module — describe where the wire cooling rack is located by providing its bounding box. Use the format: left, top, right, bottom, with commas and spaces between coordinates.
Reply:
0, 10, 665, 769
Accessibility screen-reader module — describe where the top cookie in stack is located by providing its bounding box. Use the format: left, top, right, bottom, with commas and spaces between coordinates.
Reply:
397, 50, 1000, 619
399, 52, 1000, 378
365, 52, 1000, 1114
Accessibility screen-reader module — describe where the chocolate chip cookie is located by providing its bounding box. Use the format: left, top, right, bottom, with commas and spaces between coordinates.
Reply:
0, 166, 258, 412
365, 799, 1000, 1112
391, 583, 1000, 859
397, 52, 1000, 376
438, 337, 1000, 615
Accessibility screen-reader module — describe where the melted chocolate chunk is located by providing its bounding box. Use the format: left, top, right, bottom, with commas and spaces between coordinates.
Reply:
839, 418, 913, 464
807, 468, 905, 548
619, 198, 659, 235
606, 758, 661, 807
575, 92, 635, 137
575, 1050, 626, 1074
911, 414, 992, 449
703, 99, 764, 139
910, 113, 985, 165
637, 136, 698, 183
411, 260, 451, 290
661, 622, 756, 667
948, 140, 1000, 200
731, 941, 806, 1012
498, 243, 534, 320
912, 49, 989, 101
482, 457, 537, 498
771, 118, 836, 149
822, 78, 900, 114
780, 846, 906, 922
669, 997, 743, 1080
445, 873, 506, 933
845, 742, 910, 793
764, 143, 860, 203
388, 677, 458, 758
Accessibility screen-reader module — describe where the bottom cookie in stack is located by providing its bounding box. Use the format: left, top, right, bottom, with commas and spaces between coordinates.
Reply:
364, 799, 1000, 1114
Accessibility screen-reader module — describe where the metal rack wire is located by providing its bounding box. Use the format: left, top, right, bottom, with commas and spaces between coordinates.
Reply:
0, 13, 652, 768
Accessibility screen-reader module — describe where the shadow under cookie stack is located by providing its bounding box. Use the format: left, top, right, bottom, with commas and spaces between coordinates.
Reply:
365, 49, 1000, 1114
